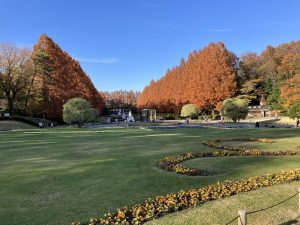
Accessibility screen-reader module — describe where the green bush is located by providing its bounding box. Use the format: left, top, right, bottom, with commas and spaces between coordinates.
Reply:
288, 103, 300, 119
181, 104, 198, 118
221, 98, 249, 122
63, 98, 98, 126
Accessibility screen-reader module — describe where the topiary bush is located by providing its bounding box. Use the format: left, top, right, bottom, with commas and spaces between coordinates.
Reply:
181, 104, 198, 119
221, 98, 249, 122
63, 98, 98, 126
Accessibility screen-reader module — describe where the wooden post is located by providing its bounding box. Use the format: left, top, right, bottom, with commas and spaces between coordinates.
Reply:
298, 187, 300, 214
238, 210, 247, 225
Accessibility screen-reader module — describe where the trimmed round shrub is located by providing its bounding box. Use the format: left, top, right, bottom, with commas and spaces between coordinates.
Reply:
181, 104, 198, 118
63, 98, 98, 126
221, 98, 249, 122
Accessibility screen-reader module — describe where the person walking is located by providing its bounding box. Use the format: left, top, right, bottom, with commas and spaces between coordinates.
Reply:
186, 117, 189, 124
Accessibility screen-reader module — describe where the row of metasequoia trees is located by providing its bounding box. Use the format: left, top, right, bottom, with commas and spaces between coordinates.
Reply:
0, 34, 105, 120
137, 41, 300, 117
100, 90, 141, 112
137, 42, 237, 114
1, 35, 300, 120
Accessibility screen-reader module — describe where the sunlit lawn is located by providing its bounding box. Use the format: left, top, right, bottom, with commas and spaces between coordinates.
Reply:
0, 127, 300, 225
147, 181, 300, 225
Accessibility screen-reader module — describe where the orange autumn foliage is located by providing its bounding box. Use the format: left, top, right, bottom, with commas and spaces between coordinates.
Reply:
281, 73, 300, 107
100, 90, 140, 109
33, 34, 104, 120
137, 42, 237, 113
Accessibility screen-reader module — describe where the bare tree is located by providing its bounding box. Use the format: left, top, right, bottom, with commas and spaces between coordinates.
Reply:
0, 44, 32, 113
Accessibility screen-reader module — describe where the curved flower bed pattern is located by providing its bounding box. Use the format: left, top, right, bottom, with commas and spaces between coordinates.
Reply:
201, 138, 274, 151
159, 138, 298, 176
71, 138, 300, 225
72, 170, 300, 225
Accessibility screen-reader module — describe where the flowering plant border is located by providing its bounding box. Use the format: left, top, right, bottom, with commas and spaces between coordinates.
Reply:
159, 138, 297, 176
71, 138, 300, 225
72, 169, 300, 225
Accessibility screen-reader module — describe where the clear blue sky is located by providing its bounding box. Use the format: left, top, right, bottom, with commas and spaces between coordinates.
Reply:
1, 0, 300, 92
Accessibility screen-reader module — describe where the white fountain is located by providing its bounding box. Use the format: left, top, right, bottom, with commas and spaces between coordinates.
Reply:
127, 111, 135, 122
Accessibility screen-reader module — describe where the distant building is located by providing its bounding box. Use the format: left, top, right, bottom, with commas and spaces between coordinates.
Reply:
109, 109, 131, 117
141, 109, 156, 122
248, 95, 277, 118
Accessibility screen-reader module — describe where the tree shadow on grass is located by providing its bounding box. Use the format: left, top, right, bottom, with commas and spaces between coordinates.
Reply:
204, 127, 300, 140
279, 216, 299, 225
183, 155, 300, 183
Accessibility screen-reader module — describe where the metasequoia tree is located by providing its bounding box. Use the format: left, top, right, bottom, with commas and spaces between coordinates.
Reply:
185, 42, 237, 111
100, 90, 140, 110
137, 42, 237, 113
32, 34, 105, 120
23, 48, 53, 114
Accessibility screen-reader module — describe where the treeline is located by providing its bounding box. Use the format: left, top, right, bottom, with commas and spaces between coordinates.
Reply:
238, 41, 300, 114
137, 42, 237, 114
2, 35, 300, 121
100, 90, 140, 111
0, 34, 105, 121
138, 41, 300, 117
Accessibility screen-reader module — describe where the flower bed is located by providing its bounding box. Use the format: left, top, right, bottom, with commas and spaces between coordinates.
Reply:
158, 138, 297, 176
146, 125, 205, 129
71, 169, 300, 225
202, 138, 274, 151
71, 138, 300, 225
158, 149, 298, 176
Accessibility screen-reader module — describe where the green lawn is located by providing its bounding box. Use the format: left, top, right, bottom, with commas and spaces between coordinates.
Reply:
147, 181, 300, 225
183, 155, 300, 180
0, 127, 300, 225
0, 120, 35, 130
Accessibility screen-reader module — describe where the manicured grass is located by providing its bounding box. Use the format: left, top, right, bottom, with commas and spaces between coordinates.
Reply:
147, 181, 300, 225
0, 127, 300, 225
183, 155, 300, 179
0, 120, 35, 130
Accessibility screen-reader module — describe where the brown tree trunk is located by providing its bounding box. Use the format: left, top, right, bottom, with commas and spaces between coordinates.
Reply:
7, 98, 14, 113
24, 71, 37, 114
